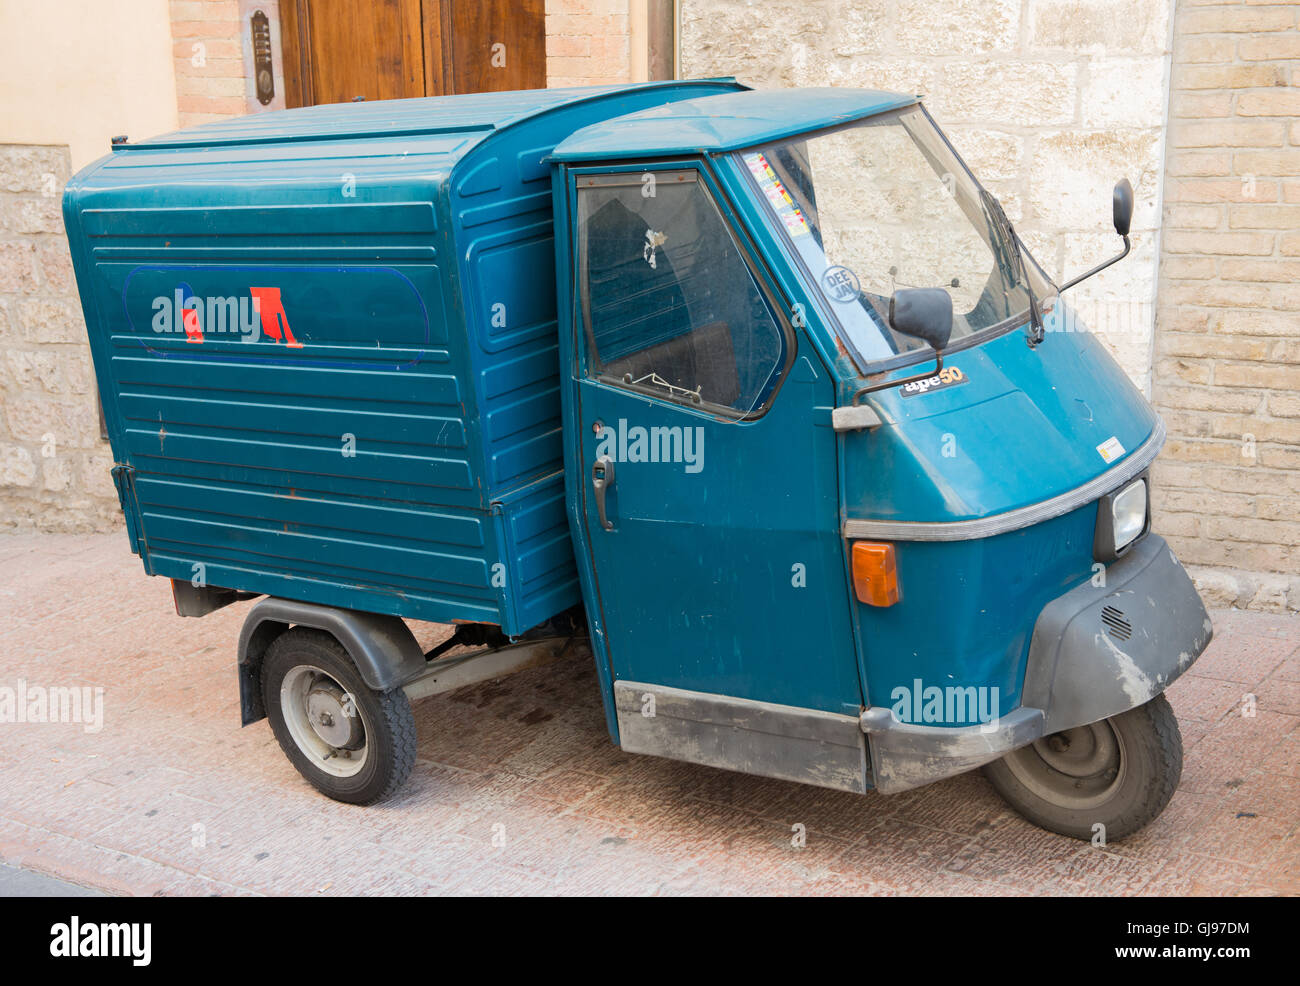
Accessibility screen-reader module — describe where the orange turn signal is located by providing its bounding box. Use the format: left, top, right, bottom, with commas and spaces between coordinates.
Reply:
852, 541, 900, 607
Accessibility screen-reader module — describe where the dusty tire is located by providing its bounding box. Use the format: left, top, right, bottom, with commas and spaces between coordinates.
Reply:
982, 694, 1182, 841
261, 628, 416, 805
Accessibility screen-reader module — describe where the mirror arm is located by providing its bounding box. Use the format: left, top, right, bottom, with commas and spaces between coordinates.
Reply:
1058, 235, 1131, 293
853, 349, 944, 400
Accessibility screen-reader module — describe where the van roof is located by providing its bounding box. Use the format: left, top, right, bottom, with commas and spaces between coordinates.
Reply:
552, 87, 918, 162
117, 80, 747, 152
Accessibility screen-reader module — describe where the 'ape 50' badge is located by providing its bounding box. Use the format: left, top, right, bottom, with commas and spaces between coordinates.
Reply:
899, 366, 968, 398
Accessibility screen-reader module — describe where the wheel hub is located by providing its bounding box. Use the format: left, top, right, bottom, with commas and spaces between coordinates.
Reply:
1001, 719, 1127, 811
1034, 725, 1118, 779
305, 681, 364, 750
279, 664, 370, 779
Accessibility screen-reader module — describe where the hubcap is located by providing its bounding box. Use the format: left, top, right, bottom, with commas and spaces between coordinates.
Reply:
306, 681, 364, 749
280, 665, 369, 778
1036, 724, 1118, 778
1002, 718, 1126, 811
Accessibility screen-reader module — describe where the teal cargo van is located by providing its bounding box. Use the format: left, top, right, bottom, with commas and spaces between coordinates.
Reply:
64, 81, 1212, 840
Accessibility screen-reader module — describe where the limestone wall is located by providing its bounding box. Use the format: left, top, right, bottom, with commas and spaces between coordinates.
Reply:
0, 146, 120, 532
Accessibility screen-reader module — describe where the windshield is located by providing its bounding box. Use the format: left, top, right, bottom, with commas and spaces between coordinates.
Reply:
736, 105, 1055, 373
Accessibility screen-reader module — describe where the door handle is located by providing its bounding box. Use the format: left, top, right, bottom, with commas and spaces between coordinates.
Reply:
592, 455, 616, 531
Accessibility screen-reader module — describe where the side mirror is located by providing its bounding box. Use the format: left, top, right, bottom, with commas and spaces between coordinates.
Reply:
1059, 177, 1135, 293
889, 287, 953, 352
1113, 178, 1134, 238
849, 288, 955, 402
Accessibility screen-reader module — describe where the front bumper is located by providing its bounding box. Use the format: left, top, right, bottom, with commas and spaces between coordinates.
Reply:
860, 534, 1212, 794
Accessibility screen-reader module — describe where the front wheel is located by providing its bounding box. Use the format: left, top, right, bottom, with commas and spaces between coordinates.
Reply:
982, 694, 1182, 841
261, 628, 417, 805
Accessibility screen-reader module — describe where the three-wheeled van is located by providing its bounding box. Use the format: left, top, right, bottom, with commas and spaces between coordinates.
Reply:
64, 80, 1212, 840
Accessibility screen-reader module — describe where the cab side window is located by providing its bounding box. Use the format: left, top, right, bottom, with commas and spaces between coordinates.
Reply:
577, 171, 787, 417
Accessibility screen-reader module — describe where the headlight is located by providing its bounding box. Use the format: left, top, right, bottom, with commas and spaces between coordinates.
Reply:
1093, 477, 1149, 562
1112, 480, 1147, 551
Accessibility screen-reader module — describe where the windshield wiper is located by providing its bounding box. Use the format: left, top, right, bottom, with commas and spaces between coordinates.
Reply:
979, 189, 1044, 347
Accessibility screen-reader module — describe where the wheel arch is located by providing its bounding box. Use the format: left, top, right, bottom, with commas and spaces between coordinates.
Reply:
236, 597, 427, 726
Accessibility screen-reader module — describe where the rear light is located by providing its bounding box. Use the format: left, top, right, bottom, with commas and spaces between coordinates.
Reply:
852, 541, 900, 607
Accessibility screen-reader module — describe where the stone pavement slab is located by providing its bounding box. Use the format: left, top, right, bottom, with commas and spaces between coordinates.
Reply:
0, 533, 1295, 896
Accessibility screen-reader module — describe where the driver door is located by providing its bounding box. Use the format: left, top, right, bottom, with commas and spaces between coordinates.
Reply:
566, 164, 862, 718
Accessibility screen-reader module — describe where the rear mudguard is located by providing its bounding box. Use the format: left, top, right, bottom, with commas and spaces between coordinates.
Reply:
861, 534, 1212, 793
236, 597, 427, 725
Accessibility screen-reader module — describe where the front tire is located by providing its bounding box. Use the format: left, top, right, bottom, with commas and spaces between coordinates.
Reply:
261, 628, 417, 805
982, 694, 1182, 841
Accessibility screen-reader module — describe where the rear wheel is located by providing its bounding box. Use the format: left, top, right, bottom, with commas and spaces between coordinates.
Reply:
982, 694, 1182, 841
261, 628, 416, 804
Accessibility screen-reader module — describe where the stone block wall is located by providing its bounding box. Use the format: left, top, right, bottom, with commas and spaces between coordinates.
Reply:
0, 146, 120, 532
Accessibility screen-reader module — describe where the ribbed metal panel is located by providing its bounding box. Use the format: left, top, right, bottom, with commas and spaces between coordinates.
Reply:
64, 82, 743, 633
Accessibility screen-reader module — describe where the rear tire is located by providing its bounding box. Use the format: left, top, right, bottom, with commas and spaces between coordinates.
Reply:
982, 694, 1182, 841
261, 628, 417, 805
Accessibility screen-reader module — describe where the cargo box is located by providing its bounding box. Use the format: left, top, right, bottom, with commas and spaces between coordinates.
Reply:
63, 80, 743, 636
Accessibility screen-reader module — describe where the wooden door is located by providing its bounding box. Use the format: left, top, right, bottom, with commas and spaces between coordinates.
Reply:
280, 0, 424, 106
424, 0, 546, 95
280, 0, 546, 107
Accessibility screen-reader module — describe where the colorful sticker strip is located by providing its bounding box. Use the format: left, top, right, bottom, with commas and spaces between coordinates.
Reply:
743, 152, 811, 237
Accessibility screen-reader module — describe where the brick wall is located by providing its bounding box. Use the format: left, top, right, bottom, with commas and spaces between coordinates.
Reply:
171, 0, 248, 128
1151, 0, 1300, 612
546, 0, 634, 87
0, 146, 120, 532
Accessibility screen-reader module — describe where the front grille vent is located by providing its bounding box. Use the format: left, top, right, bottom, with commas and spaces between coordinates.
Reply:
1102, 605, 1133, 641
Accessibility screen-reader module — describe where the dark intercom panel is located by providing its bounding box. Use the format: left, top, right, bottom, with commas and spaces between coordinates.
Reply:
251, 9, 275, 106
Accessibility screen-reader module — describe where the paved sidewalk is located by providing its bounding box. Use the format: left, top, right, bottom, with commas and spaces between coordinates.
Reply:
0, 533, 1295, 896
